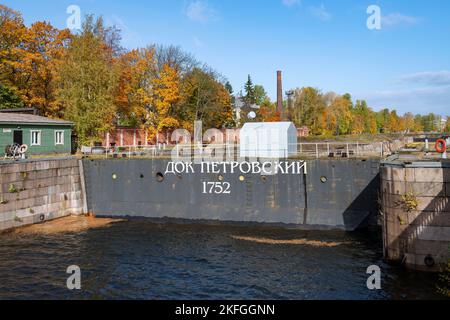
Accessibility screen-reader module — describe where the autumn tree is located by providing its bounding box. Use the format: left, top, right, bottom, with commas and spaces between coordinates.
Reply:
56, 15, 118, 145
115, 48, 156, 127
4, 5, 447, 142
257, 98, 280, 122
0, 5, 28, 95
350, 100, 377, 135
388, 110, 401, 133
292, 87, 326, 134
178, 68, 233, 130
23, 22, 71, 116
0, 5, 71, 116
330, 95, 353, 135
151, 63, 180, 133
317, 106, 337, 135
0, 83, 23, 109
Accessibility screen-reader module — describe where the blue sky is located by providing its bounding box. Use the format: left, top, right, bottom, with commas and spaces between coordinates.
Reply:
4, 0, 450, 115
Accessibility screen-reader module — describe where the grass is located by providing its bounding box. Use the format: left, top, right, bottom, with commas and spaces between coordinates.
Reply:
437, 259, 450, 298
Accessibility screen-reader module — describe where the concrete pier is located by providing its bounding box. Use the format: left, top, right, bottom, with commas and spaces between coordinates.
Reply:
381, 156, 450, 271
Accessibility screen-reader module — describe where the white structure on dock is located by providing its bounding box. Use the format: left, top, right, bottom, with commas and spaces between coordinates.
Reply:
239, 122, 297, 158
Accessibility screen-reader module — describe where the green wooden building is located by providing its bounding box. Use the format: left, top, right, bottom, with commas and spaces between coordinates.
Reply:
0, 113, 73, 155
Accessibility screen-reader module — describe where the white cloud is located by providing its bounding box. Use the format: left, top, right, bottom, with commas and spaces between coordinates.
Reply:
309, 4, 331, 21
357, 85, 450, 115
282, 0, 301, 7
185, 1, 217, 23
397, 71, 450, 86
358, 71, 450, 114
382, 13, 421, 28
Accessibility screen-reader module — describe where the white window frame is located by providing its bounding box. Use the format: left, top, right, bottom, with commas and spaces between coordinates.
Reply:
30, 130, 41, 146
55, 130, 64, 145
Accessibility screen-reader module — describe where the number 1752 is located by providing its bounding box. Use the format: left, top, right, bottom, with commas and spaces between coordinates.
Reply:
202, 182, 231, 194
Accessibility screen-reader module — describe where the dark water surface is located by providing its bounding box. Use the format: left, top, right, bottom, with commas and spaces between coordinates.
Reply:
0, 220, 443, 300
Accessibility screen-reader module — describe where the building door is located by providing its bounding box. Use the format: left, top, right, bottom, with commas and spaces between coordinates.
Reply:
13, 130, 23, 145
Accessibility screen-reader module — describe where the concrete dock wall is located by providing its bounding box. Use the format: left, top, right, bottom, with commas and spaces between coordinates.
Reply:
0, 158, 85, 231
381, 160, 450, 271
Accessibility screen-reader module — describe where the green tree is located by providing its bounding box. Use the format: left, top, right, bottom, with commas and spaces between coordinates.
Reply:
244, 75, 255, 105
292, 87, 326, 134
225, 81, 233, 95
422, 113, 437, 132
352, 100, 374, 134
413, 114, 424, 132
177, 68, 233, 130
376, 109, 390, 133
331, 95, 353, 135
0, 84, 23, 109
253, 85, 267, 106
56, 15, 118, 145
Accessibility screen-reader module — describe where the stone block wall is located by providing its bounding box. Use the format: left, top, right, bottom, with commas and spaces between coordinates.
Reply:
0, 158, 85, 231
381, 162, 450, 271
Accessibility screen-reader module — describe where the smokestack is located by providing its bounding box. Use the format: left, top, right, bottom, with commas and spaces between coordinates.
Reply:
277, 71, 284, 119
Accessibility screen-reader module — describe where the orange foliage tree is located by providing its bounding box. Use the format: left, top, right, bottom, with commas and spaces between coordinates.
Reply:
151, 64, 180, 135
115, 48, 156, 127
0, 5, 71, 117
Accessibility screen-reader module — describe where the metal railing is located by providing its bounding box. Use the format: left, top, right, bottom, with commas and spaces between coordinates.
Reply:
296, 142, 385, 158
82, 141, 386, 160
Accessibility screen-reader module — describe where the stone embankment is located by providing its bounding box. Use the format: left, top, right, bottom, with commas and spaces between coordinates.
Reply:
381, 156, 450, 271
0, 158, 85, 231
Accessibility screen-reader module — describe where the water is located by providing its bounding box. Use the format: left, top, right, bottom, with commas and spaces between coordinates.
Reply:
0, 220, 443, 300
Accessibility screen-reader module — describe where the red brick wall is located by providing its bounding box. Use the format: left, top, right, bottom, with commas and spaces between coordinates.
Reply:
102, 126, 304, 146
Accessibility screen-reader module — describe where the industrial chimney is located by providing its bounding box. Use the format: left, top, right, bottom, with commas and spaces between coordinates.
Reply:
276, 71, 284, 119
